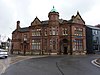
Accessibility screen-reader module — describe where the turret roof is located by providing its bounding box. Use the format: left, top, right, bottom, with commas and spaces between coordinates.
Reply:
50, 6, 57, 12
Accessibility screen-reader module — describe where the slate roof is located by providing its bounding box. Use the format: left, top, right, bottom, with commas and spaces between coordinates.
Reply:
59, 19, 64, 24
18, 27, 29, 32
86, 25, 100, 30
42, 20, 48, 25
13, 18, 73, 33
41, 19, 64, 25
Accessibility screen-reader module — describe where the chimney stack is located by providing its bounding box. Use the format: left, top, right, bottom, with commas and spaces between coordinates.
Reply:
16, 21, 20, 30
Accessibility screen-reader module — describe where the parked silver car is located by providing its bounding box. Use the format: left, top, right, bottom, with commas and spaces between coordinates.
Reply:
0, 49, 8, 58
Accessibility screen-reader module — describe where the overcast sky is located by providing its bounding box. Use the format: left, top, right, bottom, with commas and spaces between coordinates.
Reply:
0, 0, 100, 41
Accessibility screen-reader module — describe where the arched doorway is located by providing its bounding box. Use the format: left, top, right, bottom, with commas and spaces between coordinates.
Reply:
61, 39, 68, 54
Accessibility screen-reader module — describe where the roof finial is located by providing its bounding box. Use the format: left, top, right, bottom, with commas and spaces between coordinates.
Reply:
50, 6, 57, 12
53, 6, 54, 8
36, 16, 37, 18
77, 11, 79, 14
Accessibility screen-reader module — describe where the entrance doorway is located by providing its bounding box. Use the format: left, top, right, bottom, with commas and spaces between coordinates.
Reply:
61, 39, 68, 54
64, 47, 68, 54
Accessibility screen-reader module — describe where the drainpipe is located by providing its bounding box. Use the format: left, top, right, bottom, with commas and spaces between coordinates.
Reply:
41, 27, 44, 55
70, 24, 73, 55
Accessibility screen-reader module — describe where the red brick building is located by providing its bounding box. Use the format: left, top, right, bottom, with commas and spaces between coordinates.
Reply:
12, 7, 86, 55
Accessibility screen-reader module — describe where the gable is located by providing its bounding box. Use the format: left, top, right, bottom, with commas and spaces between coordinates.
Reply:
72, 12, 85, 25
31, 17, 41, 26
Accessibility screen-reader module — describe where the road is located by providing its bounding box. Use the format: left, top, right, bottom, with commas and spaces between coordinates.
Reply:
0, 55, 46, 75
1, 55, 100, 75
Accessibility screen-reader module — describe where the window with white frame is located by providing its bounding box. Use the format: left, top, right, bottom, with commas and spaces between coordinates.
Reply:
74, 39, 83, 50
49, 38, 56, 50
52, 27, 56, 35
49, 27, 57, 35
32, 40, 41, 50
74, 27, 83, 36
32, 29, 41, 36
23, 34, 27, 41
93, 30, 98, 35
44, 29, 47, 36
62, 28, 68, 35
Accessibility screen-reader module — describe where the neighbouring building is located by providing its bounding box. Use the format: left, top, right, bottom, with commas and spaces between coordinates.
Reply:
86, 25, 100, 54
0, 38, 11, 50
95, 24, 100, 28
12, 7, 86, 55
0, 42, 7, 49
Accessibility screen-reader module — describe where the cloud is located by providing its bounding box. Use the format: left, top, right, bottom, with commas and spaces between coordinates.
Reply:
0, 0, 100, 41
83, 2, 100, 25
0, 0, 15, 39
57, 0, 97, 19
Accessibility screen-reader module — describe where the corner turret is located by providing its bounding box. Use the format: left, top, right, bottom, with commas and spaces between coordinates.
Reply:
48, 6, 59, 21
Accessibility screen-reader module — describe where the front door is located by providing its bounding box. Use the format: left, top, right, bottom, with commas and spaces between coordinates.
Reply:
64, 47, 68, 54
61, 39, 68, 54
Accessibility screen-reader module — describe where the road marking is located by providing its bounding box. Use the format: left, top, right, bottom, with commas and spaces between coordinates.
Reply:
0, 62, 7, 74
0, 63, 3, 74
91, 59, 100, 68
56, 62, 64, 75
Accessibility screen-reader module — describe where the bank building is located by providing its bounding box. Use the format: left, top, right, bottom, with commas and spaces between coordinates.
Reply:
12, 7, 86, 55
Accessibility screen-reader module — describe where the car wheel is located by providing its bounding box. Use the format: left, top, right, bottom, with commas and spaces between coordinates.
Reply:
5, 56, 8, 58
